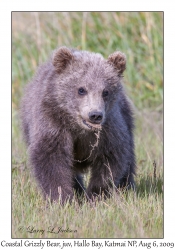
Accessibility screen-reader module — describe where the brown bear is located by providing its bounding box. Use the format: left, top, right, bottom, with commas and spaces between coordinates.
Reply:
21, 46, 135, 203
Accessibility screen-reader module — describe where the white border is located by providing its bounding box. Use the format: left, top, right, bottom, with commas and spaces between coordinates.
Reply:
1, 0, 174, 247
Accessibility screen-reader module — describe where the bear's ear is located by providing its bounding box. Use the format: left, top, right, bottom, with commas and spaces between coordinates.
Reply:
107, 51, 126, 75
52, 47, 74, 73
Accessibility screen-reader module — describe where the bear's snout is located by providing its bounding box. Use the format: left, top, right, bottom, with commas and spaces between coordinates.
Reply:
88, 111, 103, 124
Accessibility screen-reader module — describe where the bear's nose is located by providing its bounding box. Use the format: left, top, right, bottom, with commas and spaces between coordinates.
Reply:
89, 111, 103, 124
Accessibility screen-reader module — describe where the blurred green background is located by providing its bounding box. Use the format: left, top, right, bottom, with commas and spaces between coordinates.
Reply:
12, 12, 163, 238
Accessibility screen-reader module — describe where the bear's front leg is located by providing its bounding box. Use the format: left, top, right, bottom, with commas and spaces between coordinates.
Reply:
87, 158, 135, 201
29, 133, 74, 204
87, 159, 118, 200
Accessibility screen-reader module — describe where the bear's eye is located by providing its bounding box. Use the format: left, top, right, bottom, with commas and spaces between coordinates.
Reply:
102, 90, 109, 98
78, 87, 87, 95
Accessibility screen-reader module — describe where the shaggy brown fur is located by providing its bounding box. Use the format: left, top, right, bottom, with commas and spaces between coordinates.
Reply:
21, 47, 135, 203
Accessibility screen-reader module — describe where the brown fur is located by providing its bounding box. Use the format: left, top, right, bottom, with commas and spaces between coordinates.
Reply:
21, 47, 135, 203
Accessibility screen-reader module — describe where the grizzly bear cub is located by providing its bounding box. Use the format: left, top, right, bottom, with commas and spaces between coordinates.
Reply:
21, 46, 135, 203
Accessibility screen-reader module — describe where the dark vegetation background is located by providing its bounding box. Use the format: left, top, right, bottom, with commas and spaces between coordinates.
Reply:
12, 12, 163, 238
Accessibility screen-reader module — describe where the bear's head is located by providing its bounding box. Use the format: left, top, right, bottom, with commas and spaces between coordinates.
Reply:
52, 47, 126, 131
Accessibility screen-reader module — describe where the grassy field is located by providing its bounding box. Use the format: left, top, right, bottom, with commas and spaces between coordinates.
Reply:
12, 12, 163, 238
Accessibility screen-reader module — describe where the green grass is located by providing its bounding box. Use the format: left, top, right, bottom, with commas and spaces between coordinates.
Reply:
12, 12, 163, 238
